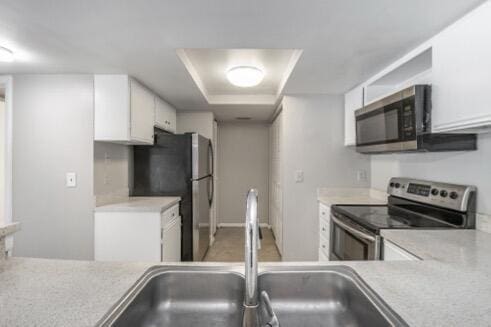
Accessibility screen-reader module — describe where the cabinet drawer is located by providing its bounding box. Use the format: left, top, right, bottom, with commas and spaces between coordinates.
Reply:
319, 217, 330, 240
318, 249, 329, 262
319, 234, 330, 258
319, 203, 330, 220
161, 204, 180, 227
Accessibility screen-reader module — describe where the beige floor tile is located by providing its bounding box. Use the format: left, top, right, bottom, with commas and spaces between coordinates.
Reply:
204, 227, 281, 262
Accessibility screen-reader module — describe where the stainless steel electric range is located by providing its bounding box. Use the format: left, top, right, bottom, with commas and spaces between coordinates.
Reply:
329, 177, 476, 261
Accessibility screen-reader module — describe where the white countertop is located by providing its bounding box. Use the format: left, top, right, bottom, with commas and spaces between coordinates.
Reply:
3, 224, 491, 326
382, 229, 491, 266
3, 230, 491, 327
317, 187, 387, 206
0, 222, 20, 238
94, 196, 181, 213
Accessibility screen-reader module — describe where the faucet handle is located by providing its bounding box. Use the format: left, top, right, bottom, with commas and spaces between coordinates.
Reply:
260, 291, 280, 327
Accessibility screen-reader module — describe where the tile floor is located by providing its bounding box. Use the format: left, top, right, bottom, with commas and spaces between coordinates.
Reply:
204, 227, 281, 262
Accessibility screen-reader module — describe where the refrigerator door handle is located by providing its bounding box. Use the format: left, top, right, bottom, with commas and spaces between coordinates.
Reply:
208, 176, 214, 206
208, 140, 214, 176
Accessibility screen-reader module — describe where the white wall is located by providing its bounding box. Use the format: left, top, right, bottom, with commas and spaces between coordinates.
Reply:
281, 95, 371, 261
12, 75, 94, 260
371, 133, 491, 215
0, 99, 4, 226
94, 142, 131, 206
177, 112, 214, 140
217, 122, 270, 224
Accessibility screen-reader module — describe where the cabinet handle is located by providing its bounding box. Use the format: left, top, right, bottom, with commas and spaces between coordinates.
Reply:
322, 212, 325, 215
322, 245, 326, 248
322, 227, 326, 232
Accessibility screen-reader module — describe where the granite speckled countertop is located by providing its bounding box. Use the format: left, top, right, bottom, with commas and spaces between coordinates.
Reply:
2, 230, 491, 326
317, 187, 387, 206
0, 222, 20, 238
94, 196, 181, 213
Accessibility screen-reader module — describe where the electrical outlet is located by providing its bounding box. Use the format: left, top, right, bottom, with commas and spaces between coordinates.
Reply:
294, 170, 304, 183
66, 172, 77, 188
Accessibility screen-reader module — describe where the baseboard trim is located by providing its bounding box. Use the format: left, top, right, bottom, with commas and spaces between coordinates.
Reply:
218, 223, 271, 229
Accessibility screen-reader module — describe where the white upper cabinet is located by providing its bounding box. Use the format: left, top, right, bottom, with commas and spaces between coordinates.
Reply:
344, 86, 364, 146
431, 1, 491, 133
94, 75, 155, 144
155, 96, 177, 133
130, 80, 155, 143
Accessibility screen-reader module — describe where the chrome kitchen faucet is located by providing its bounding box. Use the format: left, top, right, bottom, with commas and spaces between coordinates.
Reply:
242, 189, 279, 327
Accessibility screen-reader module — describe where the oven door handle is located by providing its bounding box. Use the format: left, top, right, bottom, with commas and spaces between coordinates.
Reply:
331, 214, 376, 242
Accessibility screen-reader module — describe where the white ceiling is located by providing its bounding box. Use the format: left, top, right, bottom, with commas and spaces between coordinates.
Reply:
177, 48, 302, 108
0, 0, 485, 121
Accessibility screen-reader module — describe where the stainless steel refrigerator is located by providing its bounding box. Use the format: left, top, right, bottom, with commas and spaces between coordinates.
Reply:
131, 131, 214, 261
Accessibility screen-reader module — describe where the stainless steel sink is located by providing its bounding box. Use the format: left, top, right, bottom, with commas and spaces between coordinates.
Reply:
97, 266, 407, 327
257, 266, 407, 327
99, 267, 245, 327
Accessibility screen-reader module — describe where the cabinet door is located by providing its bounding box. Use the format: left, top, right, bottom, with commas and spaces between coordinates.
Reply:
162, 217, 181, 262
344, 86, 363, 146
94, 75, 130, 141
432, 2, 491, 132
383, 240, 419, 261
130, 80, 155, 143
168, 106, 177, 133
155, 97, 176, 133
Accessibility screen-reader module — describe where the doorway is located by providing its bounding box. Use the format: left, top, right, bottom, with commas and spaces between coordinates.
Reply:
0, 76, 13, 255
203, 121, 281, 262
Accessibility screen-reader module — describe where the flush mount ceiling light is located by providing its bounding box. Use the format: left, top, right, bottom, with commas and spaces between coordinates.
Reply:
0, 46, 14, 62
226, 66, 264, 87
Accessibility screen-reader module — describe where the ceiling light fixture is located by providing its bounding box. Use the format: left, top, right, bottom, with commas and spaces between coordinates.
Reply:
0, 46, 14, 62
227, 66, 264, 87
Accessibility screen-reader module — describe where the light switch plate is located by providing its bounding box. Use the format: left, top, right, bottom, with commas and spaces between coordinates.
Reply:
357, 170, 367, 182
294, 170, 304, 183
66, 172, 77, 188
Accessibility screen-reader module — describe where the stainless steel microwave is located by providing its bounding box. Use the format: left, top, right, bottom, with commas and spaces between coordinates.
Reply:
355, 85, 477, 154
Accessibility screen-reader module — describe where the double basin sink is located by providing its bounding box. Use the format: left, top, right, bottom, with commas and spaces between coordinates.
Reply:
97, 265, 407, 327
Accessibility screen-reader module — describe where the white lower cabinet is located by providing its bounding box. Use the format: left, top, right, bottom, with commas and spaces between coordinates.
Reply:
318, 203, 331, 261
382, 240, 420, 261
162, 216, 181, 262
318, 248, 329, 262
95, 204, 181, 262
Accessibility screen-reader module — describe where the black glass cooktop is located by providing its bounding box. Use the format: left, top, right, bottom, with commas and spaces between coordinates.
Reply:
331, 204, 457, 233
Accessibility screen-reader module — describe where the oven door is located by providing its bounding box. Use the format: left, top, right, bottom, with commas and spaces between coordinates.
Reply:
329, 213, 381, 261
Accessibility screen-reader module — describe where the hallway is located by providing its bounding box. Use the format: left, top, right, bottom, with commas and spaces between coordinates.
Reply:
204, 227, 281, 262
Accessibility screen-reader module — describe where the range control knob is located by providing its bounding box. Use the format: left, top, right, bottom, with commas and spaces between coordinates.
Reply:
394, 183, 401, 189
440, 190, 448, 198
431, 188, 439, 196
449, 191, 459, 200
390, 182, 395, 188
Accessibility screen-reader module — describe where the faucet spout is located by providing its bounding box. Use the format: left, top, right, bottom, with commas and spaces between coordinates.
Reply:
243, 189, 260, 327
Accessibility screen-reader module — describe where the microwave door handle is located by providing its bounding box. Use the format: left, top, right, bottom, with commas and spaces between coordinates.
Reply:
331, 215, 376, 242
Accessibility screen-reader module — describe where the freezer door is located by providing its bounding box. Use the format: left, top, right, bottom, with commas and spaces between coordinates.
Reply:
192, 133, 213, 180
192, 177, 211, 261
